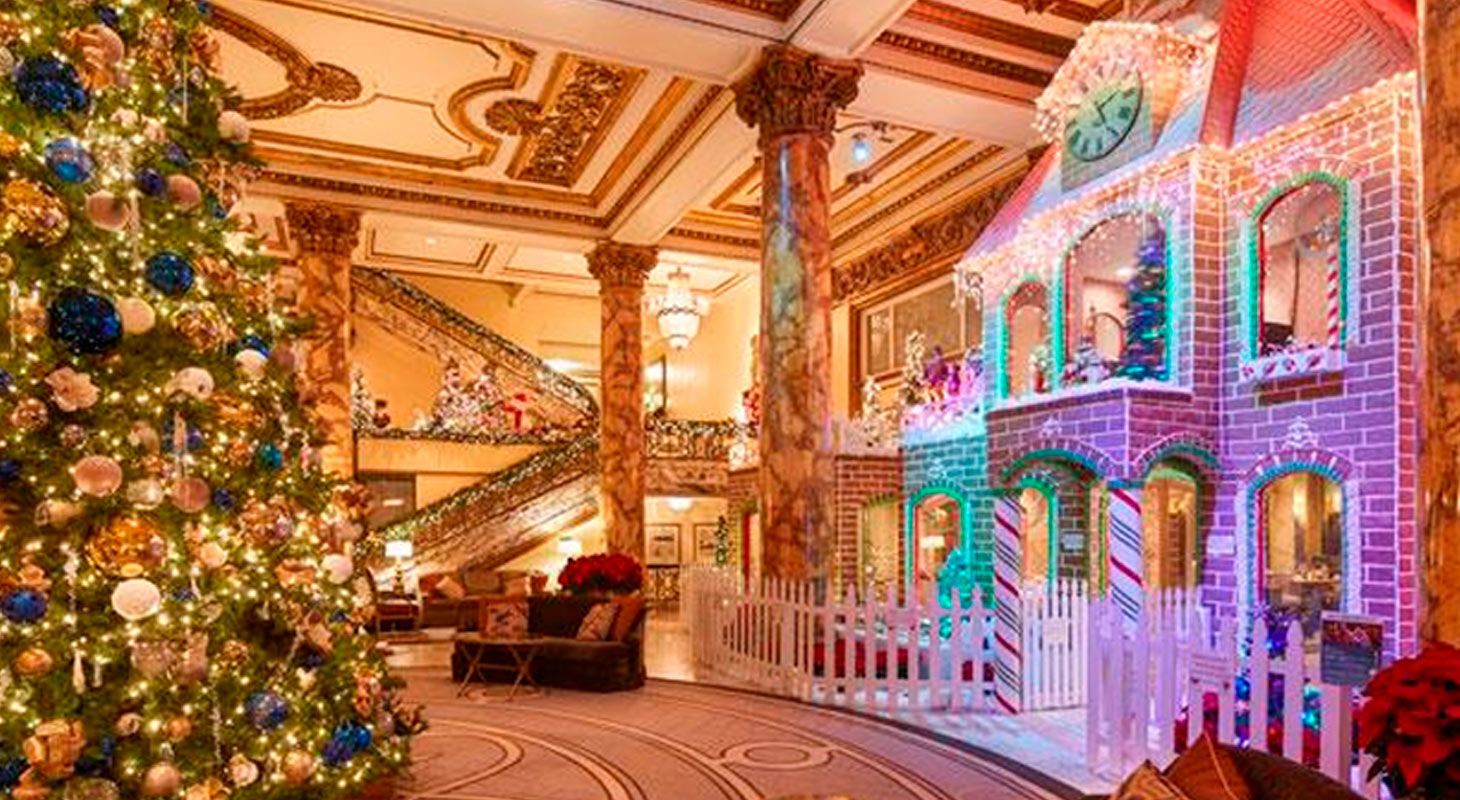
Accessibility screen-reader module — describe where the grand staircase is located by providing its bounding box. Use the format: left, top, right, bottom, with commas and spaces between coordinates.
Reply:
352, 268, 743, 572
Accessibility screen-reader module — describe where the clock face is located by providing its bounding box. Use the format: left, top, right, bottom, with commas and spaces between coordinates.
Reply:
1065, 72, 1143, 163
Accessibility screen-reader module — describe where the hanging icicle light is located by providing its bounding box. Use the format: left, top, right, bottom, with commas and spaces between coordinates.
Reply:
649, 266, 710, 350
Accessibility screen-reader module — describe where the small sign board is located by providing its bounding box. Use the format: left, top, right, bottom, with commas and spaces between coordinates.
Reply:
1189, 650, 1234, 689
1320, 612, 1385, 687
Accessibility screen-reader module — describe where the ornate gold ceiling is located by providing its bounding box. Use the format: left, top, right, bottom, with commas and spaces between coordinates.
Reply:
218, 0, 1112, 297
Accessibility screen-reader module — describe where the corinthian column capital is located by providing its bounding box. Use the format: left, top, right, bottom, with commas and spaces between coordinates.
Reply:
285, 201, 362, 258
587, 241, 658, 289
732, 44, 862, 147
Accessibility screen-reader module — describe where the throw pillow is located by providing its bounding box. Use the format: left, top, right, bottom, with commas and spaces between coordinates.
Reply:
1111, 761, 1192, 800
479, 598, 528, 639
436, 575, 466, 600
576, 602, 619, 641
1165, 735, 1253, 800
609, 596, 646, 642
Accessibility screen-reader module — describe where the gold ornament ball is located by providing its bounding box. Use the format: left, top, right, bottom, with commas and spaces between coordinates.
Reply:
165, 715, 192, 742
0, 252, 13, 278
2, 179, 69, 246
281, 750, 314, 785
14, 647, 53, 676
87, 514, 167, 577
141, 763, 181, 797
173, 304, 232, 352
114, 712, 142, 737
9, 398, 48, 432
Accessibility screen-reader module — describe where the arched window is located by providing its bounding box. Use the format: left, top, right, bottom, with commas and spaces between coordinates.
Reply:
1259, 471, 1343, 637
912, 493, 962, 586
857, 497, 900, 596
1062, 213, 1167, 384
1256, 180, 1343, 357
1004, 281, 1050, 398
1143, 464, 1200, 590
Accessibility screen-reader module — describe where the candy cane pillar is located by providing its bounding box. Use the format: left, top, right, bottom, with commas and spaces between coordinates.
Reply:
992, 494, 1024, 714
1107, 483, 1145, 624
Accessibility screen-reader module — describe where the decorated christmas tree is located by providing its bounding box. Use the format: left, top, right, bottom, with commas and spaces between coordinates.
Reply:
1117, 225, 1167, 380
0, 2, 417, 796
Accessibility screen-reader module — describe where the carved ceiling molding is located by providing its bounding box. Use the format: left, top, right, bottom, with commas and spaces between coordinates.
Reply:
907, 1, 1076, 59
208, 5, 362, 120
485, 54, 647, 187
686, 0, 807, 20
997, 0, 1124, 24
833, 143, 1005, 248
874, 31, 1054, 88
833, 167, 1029, 302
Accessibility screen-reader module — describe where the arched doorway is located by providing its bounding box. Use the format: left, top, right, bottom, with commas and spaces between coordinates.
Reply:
1018, 483, 1055, 587
1258, 470, 1343, 638
905, 489, 978, 606
1142, 463, 1201, 590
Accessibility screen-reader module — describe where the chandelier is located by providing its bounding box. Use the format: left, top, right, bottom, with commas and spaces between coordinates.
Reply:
648, 266, 709, 350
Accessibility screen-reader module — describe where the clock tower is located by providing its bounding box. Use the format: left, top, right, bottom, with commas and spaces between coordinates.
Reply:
1037, 23, 1213, 191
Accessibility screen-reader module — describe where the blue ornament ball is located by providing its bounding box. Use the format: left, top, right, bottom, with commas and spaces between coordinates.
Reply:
254, 443, 283, 471
0, 757, 23, 788
135, 168, 166, 198
95, 5, 121, 28
44, 138, 94, 183
212, 488, 235, 511
322, 739, 353, 767
245, 690, 289, 730
232, 334, 271, 357
1, 588, 47, 623
144, 251, 194, 297
14, 57, 89, 115
0, 369, 12, 393
0, 460, 19, 483
48, 287, 123, 354
346, 722, 372, 752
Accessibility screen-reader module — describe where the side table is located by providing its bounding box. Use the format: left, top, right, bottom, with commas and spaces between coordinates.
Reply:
453, 634, 548, 700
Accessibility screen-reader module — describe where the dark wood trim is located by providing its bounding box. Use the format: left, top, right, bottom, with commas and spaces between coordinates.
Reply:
874, 31, 1054, 87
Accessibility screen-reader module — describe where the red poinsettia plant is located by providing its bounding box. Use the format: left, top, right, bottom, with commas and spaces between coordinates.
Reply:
1359, 644, 1460, 798
557, 553, 644, 595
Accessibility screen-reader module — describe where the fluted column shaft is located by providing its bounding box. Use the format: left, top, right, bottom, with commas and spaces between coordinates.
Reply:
285, 201, 361, 478
588, 242, 657, 558
734, 45, 861, 581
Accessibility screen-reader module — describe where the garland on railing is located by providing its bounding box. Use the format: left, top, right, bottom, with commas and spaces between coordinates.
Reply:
646, 418, 750, 461
357, 427, 585, 446
352, 266, 599, 420
376, 437, 598, 545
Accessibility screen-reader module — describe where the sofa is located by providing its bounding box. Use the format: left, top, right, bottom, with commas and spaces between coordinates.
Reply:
418, 567, 528, 629
451, 594, 646, 692
1221, 744, 1365, 800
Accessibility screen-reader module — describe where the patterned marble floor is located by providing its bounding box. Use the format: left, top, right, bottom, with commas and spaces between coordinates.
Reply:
395, 670, 1082, 800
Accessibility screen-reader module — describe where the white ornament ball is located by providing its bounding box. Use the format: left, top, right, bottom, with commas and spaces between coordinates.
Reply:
321, 554, 353, 584
125, 478, 165, 510
141, 762, 181, 797
117, 297, 156, 335
167, 367, 214, 400
34, 500, 81, 528
72, 455, 123, 497
234, 349, 267, 381
227, 754, 259, 787
111, 578, 162, 621
167, 174, 202, 211
197, 542, 227, 570
85, 190, 132, 231
217, 110, 251, 144
112, 108, 139, 128
172, 477, 210, 514
143, 118, 168, 143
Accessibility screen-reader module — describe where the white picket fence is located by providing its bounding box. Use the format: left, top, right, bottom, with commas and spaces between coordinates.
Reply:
1019, 579, 1090, 711
1086, 595, 1384, 797
683, 567, 997, 712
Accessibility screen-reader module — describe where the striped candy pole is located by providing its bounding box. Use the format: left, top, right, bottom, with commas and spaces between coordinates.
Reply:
1325, 246, 1340, 347
1107, 484, 1144, 624
992, 494, 1023, 714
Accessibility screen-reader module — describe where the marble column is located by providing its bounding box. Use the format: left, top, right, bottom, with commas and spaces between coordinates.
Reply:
733, 45, 861, 581
587, 241, 657, 559
1422, 1, 1460, 645
285, 201, 361, 478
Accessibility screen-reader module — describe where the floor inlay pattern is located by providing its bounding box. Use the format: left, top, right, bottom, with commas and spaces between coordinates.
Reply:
397, 670, 1076, 800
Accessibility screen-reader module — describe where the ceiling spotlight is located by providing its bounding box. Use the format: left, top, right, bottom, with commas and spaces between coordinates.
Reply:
851, 133, 874, 165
